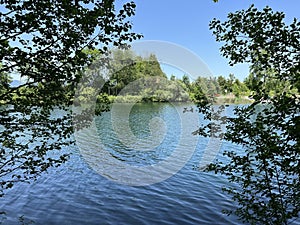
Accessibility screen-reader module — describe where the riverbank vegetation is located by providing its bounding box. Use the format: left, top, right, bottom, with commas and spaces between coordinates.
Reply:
75, 48, 298, 106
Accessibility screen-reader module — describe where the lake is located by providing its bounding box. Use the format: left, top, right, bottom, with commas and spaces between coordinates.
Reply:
0, 103, 255, 224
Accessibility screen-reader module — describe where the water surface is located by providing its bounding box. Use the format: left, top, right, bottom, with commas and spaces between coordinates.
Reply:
2, 103, 249, 224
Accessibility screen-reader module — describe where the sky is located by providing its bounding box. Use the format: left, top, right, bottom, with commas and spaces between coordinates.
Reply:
4, 1, 299, 82
121, 0, 300, 81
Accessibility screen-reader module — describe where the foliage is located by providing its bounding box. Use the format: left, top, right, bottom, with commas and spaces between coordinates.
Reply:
198, 5, 300, 224
185, 75, 250, 103
0, 66, 11, 98
77, 49, 193, 103
79, 47, 276, 105
244, 66, 298, 97
108, 50, 167, 94
81, 47, 254, 104
0, 0, 141, 199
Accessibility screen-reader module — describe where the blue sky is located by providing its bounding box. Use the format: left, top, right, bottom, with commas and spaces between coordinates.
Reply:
124, 0, 299, 81
4, 1, 299, 81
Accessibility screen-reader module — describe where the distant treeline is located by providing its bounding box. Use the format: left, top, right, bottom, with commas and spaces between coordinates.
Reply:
75, 49, 298, 105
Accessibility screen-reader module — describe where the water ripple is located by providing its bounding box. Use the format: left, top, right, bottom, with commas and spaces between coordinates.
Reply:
1, 103, 246, 224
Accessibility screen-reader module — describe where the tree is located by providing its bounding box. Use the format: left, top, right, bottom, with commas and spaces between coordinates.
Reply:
182, 74, 190, 89
217, 75, 227, 94
245, 65, 296, 97
108, 49, 138, 94
100, 49, 167, 95
197, 5, 300, 224
0, 0, 141, 199
168, 74, 175, 82
0, 66, 11, 97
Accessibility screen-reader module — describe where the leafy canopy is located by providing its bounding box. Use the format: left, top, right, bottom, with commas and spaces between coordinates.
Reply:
0, 0, 141, 198
198, 4, 300, 225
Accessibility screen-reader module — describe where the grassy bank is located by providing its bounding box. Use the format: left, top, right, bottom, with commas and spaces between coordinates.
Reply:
100, 94, 254, 104
214, 95, 253, 104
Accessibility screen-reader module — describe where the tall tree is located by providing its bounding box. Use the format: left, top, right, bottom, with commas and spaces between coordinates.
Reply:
104, 49, 166, 95
182, 75, 190, 89
197, 5, 300, 224
217, 75, 227, 94
0, 0, 141, 198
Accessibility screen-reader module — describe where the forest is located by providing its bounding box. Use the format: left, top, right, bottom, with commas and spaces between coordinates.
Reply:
75, 49, 298, 105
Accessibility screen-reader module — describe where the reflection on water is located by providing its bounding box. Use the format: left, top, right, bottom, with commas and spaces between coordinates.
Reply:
1, 103, 244, 224
96, 103, 178, 165
75, 103, 202, 186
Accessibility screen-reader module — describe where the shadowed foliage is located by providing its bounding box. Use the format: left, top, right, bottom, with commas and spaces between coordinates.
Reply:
0, 0, 142, 200
196, 5, 300, 225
